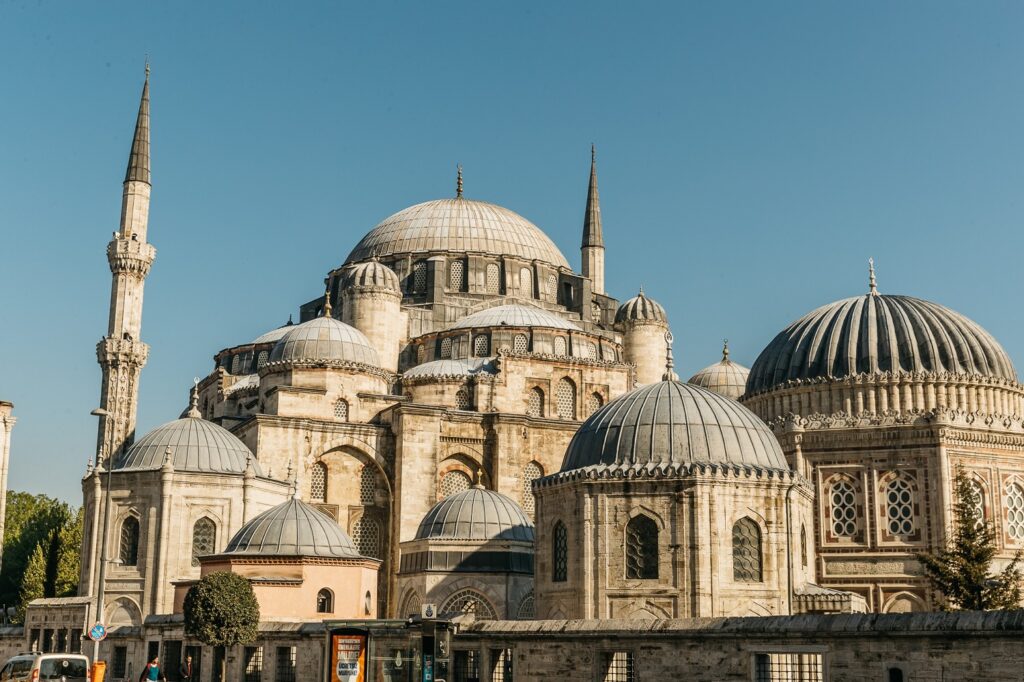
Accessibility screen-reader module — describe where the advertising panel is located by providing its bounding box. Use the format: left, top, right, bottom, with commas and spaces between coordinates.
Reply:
331, 633, 366, 682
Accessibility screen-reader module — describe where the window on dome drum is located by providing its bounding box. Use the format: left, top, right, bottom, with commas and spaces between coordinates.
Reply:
601, 652, 635, 682
754, 653, 823, 682
359, 466, 377, 505
513, 333, 528, 353
440, 470, 472, 499
486, 263, 501, 293
119, 516, 140, 566
732, 518, 763, 582
967, 479, 986, 530
829, 479, 859, 539
1006, 483, 1024, 542
231, 354, 242, 375
191, 517, 216, 567
449, 259, 466, 291
552, 521, 568, 582
520, 267, 533, 298
243, 647, 262, 682
585, 342, 598, 360
411, 261, 427, 293
256, 350, 269, 369
556, 377, 576, 420
417, 344, 426, 363
310, 462, 327, 502
546, 273, 557, 297
474, 335, 490, 357
625, 515, 659, 580
440, 337, 453, 359
353, 516, 382, 559
491, 648, 514, 682
333, 398, 349, 421
553, 336, 567, 357
527, 387, 545, 418
522, 462, 542, 516
587, 392, 604, 416
316, 589, 333, 614
885, 477, 915, 538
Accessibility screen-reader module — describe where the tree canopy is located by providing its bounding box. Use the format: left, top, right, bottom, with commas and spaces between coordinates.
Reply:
183, 572, 260, 647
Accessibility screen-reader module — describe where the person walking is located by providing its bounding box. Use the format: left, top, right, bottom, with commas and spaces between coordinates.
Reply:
179, 656, 194, 682
139, 657, 166, 682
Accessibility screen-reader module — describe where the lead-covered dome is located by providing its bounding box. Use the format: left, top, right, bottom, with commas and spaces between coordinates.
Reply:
269, 316, 380, 367
343, 258, 401, 292
345, 198, 571, 270
224, 497, 364, 559
447, 304, 581, 331
615, 289, 667, 324
115, 408, 258, 475
747, 293, 1018, 396
561, 380, 789, 473
415, 486, 534, 542
688, 342, 751, 401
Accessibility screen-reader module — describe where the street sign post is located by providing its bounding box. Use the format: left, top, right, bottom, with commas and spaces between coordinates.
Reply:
89, 623, 107, 642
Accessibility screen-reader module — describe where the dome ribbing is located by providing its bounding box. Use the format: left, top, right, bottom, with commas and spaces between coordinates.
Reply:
415, 487, 534, 542
224, 497, 363, 559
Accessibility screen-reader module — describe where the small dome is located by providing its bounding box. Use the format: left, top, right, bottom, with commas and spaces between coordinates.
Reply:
447, 304, 581, 331
561, 380, 789, 473
615, 289, 667, 324
224, 497, 364, 559
115, 410, 259, 475
269, 316, 380, 367
688, 342, 751, 401
415, 486, 534, 542
747, 292, 1018, 395
403, 358, 497, 380
252, 320, 294, 345
346, 198, 570, 270
343, 258, 401, 292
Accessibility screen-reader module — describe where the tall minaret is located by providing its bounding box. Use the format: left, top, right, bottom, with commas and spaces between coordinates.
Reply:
581, 144, 605, 295
95, 66, 156, 463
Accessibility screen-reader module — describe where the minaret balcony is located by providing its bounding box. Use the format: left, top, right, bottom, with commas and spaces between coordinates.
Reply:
107, 237, 156, 275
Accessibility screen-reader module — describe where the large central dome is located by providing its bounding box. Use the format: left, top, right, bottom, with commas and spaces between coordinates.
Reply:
345, 198, 571, 269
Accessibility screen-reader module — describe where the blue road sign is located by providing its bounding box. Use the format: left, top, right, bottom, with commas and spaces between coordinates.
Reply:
88, 623, 106, 641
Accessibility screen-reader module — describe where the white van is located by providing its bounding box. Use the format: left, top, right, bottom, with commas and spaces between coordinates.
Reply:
0, 653, 91, 682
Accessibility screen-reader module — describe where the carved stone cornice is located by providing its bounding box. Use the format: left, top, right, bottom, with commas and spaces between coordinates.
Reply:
96, 336, 150, 368
106, 237, 156, 276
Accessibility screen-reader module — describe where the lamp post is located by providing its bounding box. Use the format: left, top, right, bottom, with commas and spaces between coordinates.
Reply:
89, 408, 116, 664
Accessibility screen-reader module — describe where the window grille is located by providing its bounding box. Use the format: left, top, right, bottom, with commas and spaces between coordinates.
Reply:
587, 392, 603, 416
516, 592, 535, 620
520, 267, 533, 297
243, 647, 263, 682
112, 647, 128, 678
601, 652, 635, 682
513, 334, 528, 353
491, 648, 513, 681
440, 470, 472, 499
359, 466, 376, 505
256, 350, 269, 369
120, 516, 140, 566
316, 589, 333, 614
185, 646, 202, 682
585, 342, 597, 359
754, 653, 823, 681
455, 388, 471, 410
486, 264, 500, 293
274, 647, 296, 682
441, 591, 496, 620
886, 477, 915, 537
440, 337, 453, 359
70, 630, 80, 654
553, 521, 568, 582
801, 524, 808, 567
417, 345, 426, 363
474, 335, 490, 356
625, 515, 659, 579
334, 398, 349, 421
450, 260, 465, 290
522, 462, 542, 516
967, 479, 986, 529
231, 354, 242, 374
453, 650, 481, 682
412, 261, 427, 293
191, 517, 216, 567
556, 378, 576, 420
601, 344, 615, 361
553, 337, 567, 356
353, 516, 382, 559
830, 479, 858, 538
547, 273, 557, 296
527, 387, 544, 418
733, 518, 763, 582
310, 462, 327, 502
1007, 483, 1024, 541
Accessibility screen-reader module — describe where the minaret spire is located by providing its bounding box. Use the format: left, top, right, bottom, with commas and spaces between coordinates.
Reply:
124, 64, 150, 186
581, 144, 606, 294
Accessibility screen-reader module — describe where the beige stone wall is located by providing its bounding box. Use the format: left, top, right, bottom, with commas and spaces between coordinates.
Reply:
259, 366, 390, 424
620, 321, 667, 386
342, 289, 405, 373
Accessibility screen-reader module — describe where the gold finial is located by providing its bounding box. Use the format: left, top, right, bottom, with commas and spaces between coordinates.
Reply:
662, 330, 679, 382
722, 339, 730, 362
868, 257, 878, 295
473, 466, 484, 488
456, 164, 464, 198
322, 284, 333, 318
145, 55, 150, 79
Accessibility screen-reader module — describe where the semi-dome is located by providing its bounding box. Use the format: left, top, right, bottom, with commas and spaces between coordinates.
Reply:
115, 403, 259, 475
343, 258, 401, 292
402, 358, 497, 380
224, 497, 364, 559
615, 289, 667, 324
561, 380, 789, 473
415, 486, 534, 542
447, 304, 581, 331
747, 292, 1018, 396
269, 316, 380, 367
688, 342, 751, 401
345, 197, 571, 270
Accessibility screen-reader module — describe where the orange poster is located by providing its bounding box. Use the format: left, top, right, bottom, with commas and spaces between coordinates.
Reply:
331, 634, 366, 682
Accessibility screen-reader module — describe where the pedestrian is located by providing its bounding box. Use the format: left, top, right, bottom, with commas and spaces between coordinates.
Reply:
179, 656, 194, 682
139, 657, 166, 682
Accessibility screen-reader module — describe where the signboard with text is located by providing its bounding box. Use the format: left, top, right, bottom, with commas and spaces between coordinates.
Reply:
330, 633, 366, 682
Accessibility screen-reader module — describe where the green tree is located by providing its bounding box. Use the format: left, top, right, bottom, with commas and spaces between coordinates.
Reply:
183, 572, 260, 682
17, 543, 47, 622
54, 508, 83, 598
917, 468, 1023, 610
0, 492, 69, 610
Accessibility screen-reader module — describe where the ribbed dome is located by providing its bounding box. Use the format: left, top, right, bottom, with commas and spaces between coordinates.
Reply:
688, 343, 751, 401
615, 290, 667, 324
747, 293, 1018, 395
447, 304, 581, 331
561, 380, 789, 473
115, 412, 258, 475
269, 316, 379, 367
343, 258, 401, 292
224, 497, 363, 559
252, 322, 294, 345
403, 358, 497, 380
345, 198, 570, 269
415, 486, 534, 542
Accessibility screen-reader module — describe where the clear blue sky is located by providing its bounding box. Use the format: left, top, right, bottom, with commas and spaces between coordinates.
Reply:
2, 2, 1023, 502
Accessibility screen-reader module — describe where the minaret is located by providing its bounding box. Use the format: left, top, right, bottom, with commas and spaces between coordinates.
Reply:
581, 144, 605, 295
95, 66, 156, 463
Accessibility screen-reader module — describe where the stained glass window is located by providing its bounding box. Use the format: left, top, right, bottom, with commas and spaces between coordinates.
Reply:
624, 515, 658, 579
732, 517, 763, 582
556, 378, 576, 420
191, 517, 216, 567
886, 477, 915, 537
829, 479, 858, 538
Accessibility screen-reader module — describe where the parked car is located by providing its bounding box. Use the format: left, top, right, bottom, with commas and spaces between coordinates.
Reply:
0, 653, 90, 682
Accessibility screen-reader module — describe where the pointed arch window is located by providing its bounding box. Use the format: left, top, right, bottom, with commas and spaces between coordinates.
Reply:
586, 392, 604, 416
191, 517, 216, 567
316, 589, 333, 614
522, 462, 543, 516
359, 466, 377, 505
520, 267, 533, 298
625, 515, 658, 580
412, 261, 427, 293
732, 517, 763, 582
440, 470, 472, 499
119, 516, 140, 567
440, 337, 453, 359
556, 377, 576, 420
352, 516, 381, 559
800, 523, 808, 568
885, 476, 915, 538
966, 479, 986, 530
310, 462, 327, 502
552, 521, 568, 582
513, 334, 528, 354
526, 387, 544, 418
449, 260, 466, 291
826, 476, 861, 540
486, 264, 500, 293
1006, 482, 1024, 541
440, 589, 496, 620
553, 337, 567, 357
333, 398, 349, 421
256, 350, 269, 369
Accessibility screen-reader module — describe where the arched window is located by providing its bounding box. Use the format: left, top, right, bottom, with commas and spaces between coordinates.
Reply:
440, 337, 453, 359
586, 392, 603, 416
625, 515, 659, 579
556, 378, 576, 420
310, 461, 327, 502
552, 521, 568, 582
800, 523, 807, 568
119, 516, 140, 567
513, 334, 528, 354
522, 462, 543, 516
585, 343, 597, 360
359, 466, 376, 505
333, 398, 349, 421
353, 516, 381, 559
519, 268, 533, 297
417, 344, 426, 363
230, 355, 242, 375
1006, 482, 1024, 541
256, 350, 269, 369
526, 387, 544, 418
455, 388, 471, 410
191, 517, 216, 567
412, 261, 427, 293
885, 476, 915, 538
316, 589, 333, 614
546, 273, 557, 297
732, 518, 763, 582
486, 264, 500, 293
516, 592, 535, 620
473, 335, 490, 357
553, 337, 567, 357
440, 589, 496, 620
967, 479, 986, 529
829, 478, 859, 539
440, 470, 472, 499
449, 260, 465, 291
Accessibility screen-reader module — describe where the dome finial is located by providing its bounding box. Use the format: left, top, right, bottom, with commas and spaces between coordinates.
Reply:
638, 285, 645, 296
473, 466, 485, 489
185, 379, 201, 418
322, 283, 333, 318
456, 164, 464, 198
145, 55, 150, 80
868, 257, 878, 295
722, 339, 730, 362
662, 330, 679, 382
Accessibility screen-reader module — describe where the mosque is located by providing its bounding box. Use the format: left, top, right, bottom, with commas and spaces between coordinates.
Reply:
17, 69, 1024, 678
